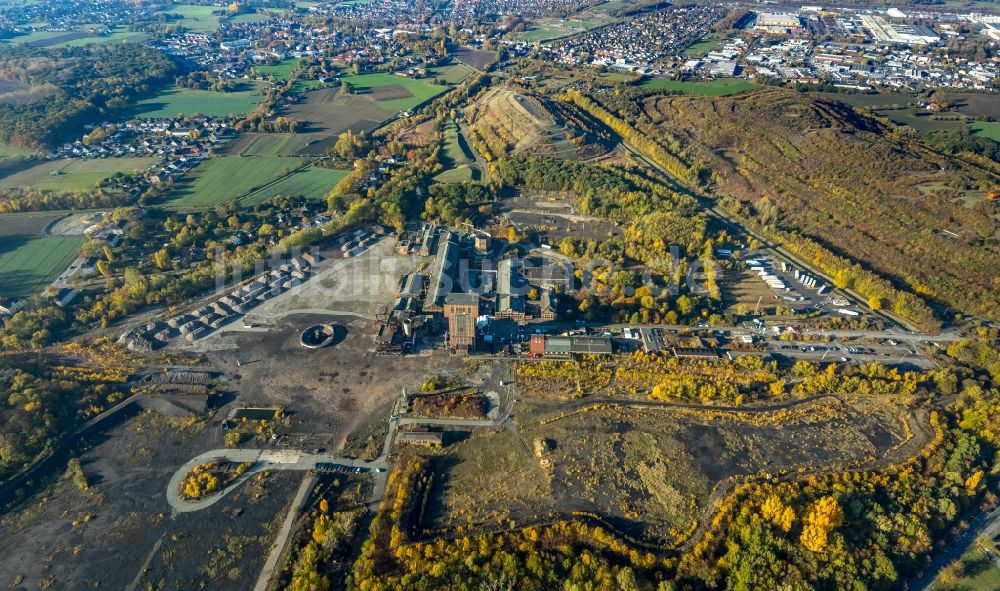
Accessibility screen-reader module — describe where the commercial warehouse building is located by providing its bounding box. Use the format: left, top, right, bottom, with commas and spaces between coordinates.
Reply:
529, 334, 613, 358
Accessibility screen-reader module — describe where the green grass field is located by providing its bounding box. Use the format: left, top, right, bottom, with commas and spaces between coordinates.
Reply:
441, 120, 473, 167
1, 30, 64, 45
428, 63, 474, 85
164, 156, 309, 208
0, 143, 37, 159
517, 26, 573, 43
971, 121, 1000, 142
59, 27, 148, 47
228, 12, 272, 23
7, 25, 151, 48
0, 234, 82, 297
241, 134, 315, 157
0, 157, 159, 191
291, 79, 327, 93
340, 72, 448, 111
641, 78, 763, 96
435, 120, 478, 183
682, 34, 724, 57
875, 109, 966, 134
256, 58, 300, 81
516, 17, 607, 42
434, 165, 479, 183
242, 166, 349, 205
935, 538, 1000, 591
158, 4, 222, 33
133, 83, 264, 118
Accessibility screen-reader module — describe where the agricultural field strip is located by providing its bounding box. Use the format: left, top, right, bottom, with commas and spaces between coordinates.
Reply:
165, 157, 315, 208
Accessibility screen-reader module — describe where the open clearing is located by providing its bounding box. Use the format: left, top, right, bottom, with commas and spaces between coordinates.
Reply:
133, 83, 264, 119
157, 4, 223, 33
971, 121, 1000, 141
0, 80, 57, 106
340, 72, 448, 111
434, 120, 479, 183
818, 91, 917, 109
682, 34, 724, 57
0, 157, 159, 191
0, 210, 66, 236
256, 58, 300, 81
440, 120, 473, 167
0, 409, 299, 590
162, 156, 308, 208
3, 26, 148, 48
0, 232, 81, 297
429, 62, 474, 84
939, 91, 1000, 119
0, 142, 36, 160
515, 18, 608, 43
640, 78, 763, 96
453, 47, 497, 71
942, 537, 1000, 591
429, 395, 919, 544
241, 165, 349, 206
281, 88, 394, 155
434, 165, 479, 183
233, 133, 316, 157
0, 78, 29, 93
875, 108, 965, 133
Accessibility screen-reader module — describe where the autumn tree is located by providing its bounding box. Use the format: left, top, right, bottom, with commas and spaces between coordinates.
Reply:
800, 496, 843, 552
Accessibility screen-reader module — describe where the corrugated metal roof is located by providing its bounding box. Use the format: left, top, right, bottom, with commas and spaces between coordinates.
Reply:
426, 232, 458, 309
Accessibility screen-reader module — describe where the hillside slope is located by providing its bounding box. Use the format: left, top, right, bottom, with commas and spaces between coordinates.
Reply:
642, 89, 1000, 322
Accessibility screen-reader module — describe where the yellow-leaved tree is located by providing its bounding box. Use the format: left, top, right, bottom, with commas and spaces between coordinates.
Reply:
761, 495, 796, 533
800, 496, 843, 552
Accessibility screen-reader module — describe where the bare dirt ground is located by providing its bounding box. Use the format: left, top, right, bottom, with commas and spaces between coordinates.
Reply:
0, 212, 62, 237
454, 47, 496, 71
282, 90, 393, 156
369, 85, 414, 101
939, 92, 1000, 119
46, 212, 103, 236
425, 395, 920, 546
197, 311, 463, 452
0, 410, 297, 591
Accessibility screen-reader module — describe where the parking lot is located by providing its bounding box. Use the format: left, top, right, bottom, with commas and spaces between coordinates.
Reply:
721, 249, 879, 324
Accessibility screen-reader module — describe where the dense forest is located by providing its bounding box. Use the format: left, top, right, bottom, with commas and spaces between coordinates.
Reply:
0, 44, 177, 149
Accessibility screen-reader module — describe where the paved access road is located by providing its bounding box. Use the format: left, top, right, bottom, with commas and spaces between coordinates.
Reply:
166, 449, 387, 514
908, 506, 1000, 591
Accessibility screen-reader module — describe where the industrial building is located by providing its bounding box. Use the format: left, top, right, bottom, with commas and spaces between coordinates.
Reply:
444, 292, 480, 353
754, 12, 803, 33
672, 346, 720, 360
859, 14, 940, 45
496, 256, 529, 321
395, 430, 443, 447
424, 231, 459, 312
529, 334, 613, 358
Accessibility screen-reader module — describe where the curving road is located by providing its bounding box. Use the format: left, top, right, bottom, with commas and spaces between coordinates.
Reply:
166, 449, 387, 514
